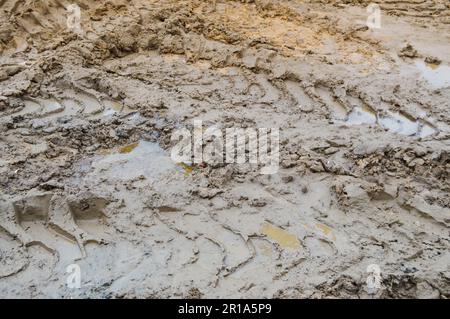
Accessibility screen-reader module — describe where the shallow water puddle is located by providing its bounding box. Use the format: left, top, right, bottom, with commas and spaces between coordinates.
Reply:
345, 107, 437, 137
118, 142, 140, 154
380, 111, 437, 137
261, 223, 301, 250
177, 162, 195, 176
379, 112, 419, 136
418, 123, 437, 138
103, 100, 134, 116
92, 141, 177, 181
20, 100, 41, 115
415, 60, 450, 88
38, 99, 64, 115
346, 106, 377, 125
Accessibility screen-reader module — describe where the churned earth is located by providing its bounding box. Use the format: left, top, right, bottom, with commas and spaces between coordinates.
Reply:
0, 0, 449, 298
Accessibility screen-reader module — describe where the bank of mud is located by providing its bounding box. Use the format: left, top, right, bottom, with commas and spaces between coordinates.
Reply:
0, 0, 449, 298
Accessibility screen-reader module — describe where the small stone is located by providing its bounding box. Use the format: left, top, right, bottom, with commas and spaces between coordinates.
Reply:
399, 43, 419, 58
197, 187, 222, 199
282, 175, 294, 183
250, 198, 267, 207
310, 161, 324, 172
301, 185, 308, 194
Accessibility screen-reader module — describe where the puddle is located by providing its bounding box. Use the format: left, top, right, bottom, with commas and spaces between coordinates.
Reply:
338, 90, 439, 138
415, 60, 450, 88
346, 106, 377, 125
418, 123, 437, 138
37, 99, 64, 116
92, 141, 177, 181
17, 99, 41, 116
177, 162, 194, 176
345, 107, 437, 138
103, 100, 134, 116
118, 142, 140, 154
261, 223, 301, 250
379, 112, 419, 136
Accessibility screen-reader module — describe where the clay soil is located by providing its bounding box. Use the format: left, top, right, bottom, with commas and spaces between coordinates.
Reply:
0, 0, 449, 298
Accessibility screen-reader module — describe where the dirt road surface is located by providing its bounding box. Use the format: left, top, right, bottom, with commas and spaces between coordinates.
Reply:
0, 0, 449, 298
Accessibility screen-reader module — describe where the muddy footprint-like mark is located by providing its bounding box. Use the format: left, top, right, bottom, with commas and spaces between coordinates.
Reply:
0, 227, 28, 279
0, 191, 109, 267
1, 89, 128, 123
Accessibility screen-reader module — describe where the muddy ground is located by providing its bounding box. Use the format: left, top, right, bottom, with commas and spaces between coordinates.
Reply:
0, 0, 449, 298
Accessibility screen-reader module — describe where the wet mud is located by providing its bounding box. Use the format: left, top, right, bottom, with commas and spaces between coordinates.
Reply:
0, 0, 449, 298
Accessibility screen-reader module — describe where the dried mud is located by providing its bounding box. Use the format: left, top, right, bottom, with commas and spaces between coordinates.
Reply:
0, 0, 449, 298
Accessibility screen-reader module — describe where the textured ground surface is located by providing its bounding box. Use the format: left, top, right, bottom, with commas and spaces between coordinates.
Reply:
0, 0, 449, 298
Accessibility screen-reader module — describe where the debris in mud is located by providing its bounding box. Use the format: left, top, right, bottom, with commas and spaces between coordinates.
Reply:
415, 59, 450, 89
118, 142, 140, 154
399, 43, 419, 58
424, 56, 441, 66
